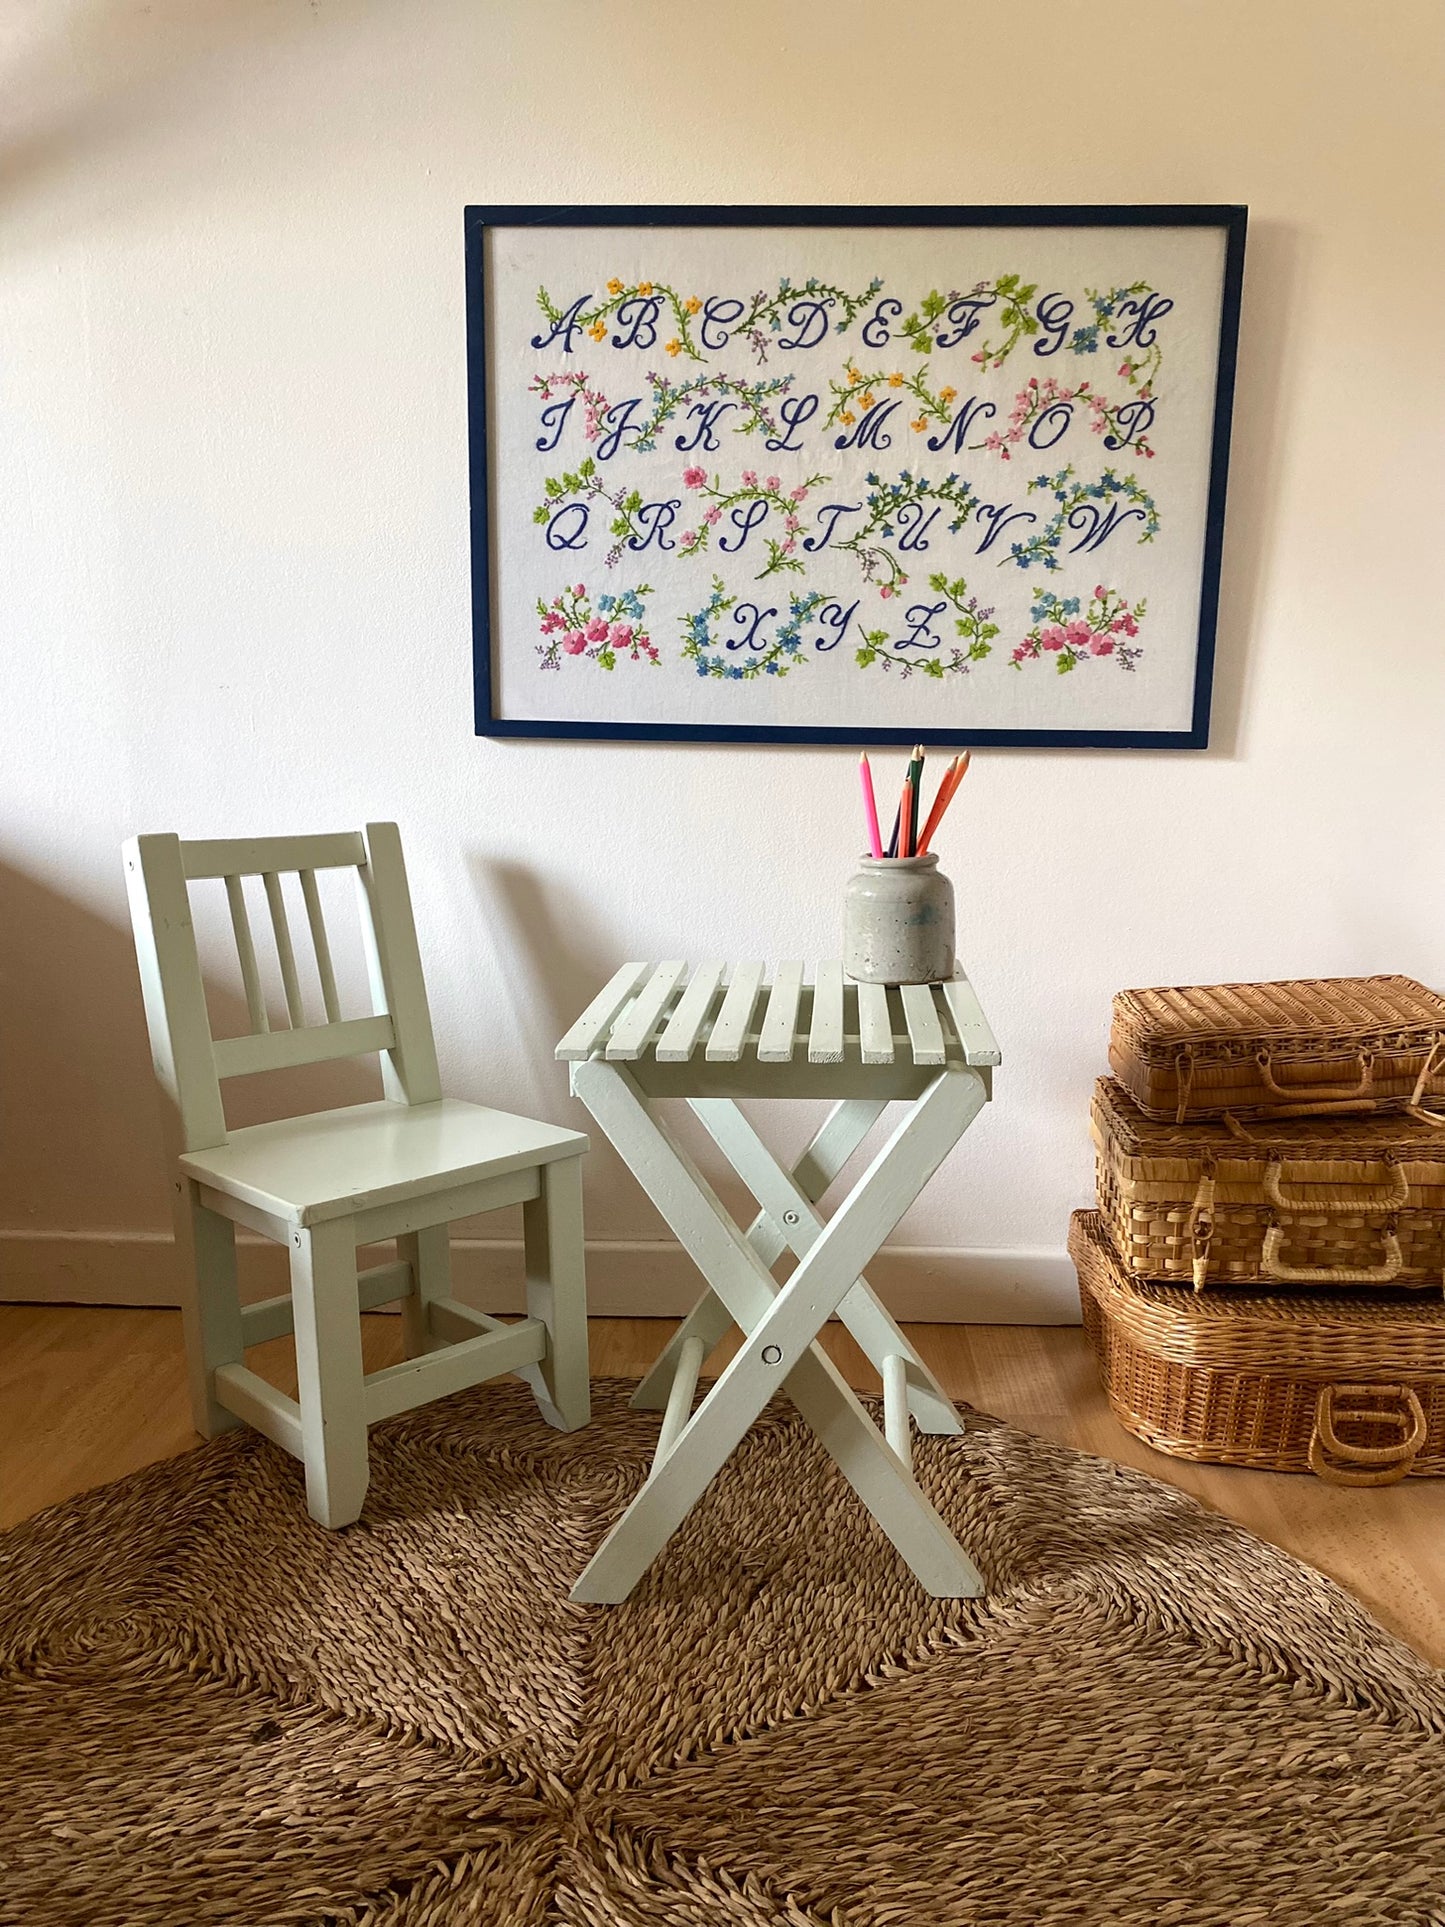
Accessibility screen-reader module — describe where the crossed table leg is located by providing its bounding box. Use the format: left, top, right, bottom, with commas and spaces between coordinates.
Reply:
569, 1056, 989, 1603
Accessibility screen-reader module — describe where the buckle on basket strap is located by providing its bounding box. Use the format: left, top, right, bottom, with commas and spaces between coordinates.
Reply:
1187, 1161, 1216, 1292
1405, 1034, 1445, 1126
1308, 1384, 1427, 1487
1174, 1047, 1196, 1125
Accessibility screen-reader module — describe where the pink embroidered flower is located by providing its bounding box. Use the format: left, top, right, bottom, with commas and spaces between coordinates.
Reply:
574, 583, 586, 597
765, 475, 780, 492
784, 515, 800, 532
1089, 634, 1115, 656
585, 616, 609, 643
971, 350, 986, 363
1110, 616, 1125, 632
540, 611, 564, 633
608, 621, 634, 647
680, 530, 697, 548
562, 631, 587, 655
1095, 585, 1107, 600
879, 584, 894, 600
1039, 623, 1067, 651
682, 466, 707, 489
790, 485, 808, 502
702, 505, 722, 525
1119, 362, 1133, 378
741, 470, 758, 487
1122, 612, 1139, 637
983, 432, 1002, 451
1065, 618, 1093, 647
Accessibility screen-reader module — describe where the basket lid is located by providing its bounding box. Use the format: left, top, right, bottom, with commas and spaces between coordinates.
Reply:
1111, 976, 1445, 1049
1071, 1210, 1445, 1370
1092, 1074, 1445, 1159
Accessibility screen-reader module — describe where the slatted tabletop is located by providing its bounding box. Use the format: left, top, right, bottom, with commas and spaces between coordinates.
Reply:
556, 962, 1000, 1071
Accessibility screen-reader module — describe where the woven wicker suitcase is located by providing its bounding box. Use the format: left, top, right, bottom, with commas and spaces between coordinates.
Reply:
1091, 1075, 1445, 1292
1108, 975, 1445, 1123
1071, 1210, 1445, 1484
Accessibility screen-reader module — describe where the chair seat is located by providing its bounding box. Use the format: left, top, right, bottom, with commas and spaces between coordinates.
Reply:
180, 1099, 587, 1228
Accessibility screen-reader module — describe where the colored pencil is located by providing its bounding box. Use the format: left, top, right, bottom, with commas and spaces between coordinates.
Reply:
917, 749, 971, 854
915, 754, 960, 855
903, 744, 923, 857
858, 754, 884, 858
899, 775, 916, 857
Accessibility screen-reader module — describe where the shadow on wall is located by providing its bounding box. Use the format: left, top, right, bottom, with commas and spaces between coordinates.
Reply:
1200, 217, 1303, 762
0, 858, 381, 1298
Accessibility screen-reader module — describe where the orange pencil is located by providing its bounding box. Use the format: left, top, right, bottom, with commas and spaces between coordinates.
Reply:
899, 774, 916, 857
916, 750, 971, 854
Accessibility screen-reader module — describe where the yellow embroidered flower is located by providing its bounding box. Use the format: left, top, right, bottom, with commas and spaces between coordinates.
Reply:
638, 280, 654, 296
939, 385, 957, 405
588, 321, 607, 342
860, 392, 876, 411
845, 365, 861, 385
840, 409, 856, 426
887, 372, 904, 387
911, 417, 927, 432
606, 278, 624, 295
684, 295, 701, 314
664, 338, 682, 356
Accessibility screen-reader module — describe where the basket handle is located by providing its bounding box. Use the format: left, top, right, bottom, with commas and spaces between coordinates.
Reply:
1308, 1383, 1426, 1486
1262, 1157, 1410, 1216
1256, 1048, 1374, 1106
1260, 1223, 1403, 1284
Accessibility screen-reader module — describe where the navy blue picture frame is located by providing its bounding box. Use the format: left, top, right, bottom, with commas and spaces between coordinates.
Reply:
466, 204, 1246, 749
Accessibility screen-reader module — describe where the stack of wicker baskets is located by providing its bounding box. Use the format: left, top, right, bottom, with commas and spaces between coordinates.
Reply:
1070, 975, 1445, 1486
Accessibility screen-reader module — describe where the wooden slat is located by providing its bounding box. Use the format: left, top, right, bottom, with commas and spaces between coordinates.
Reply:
263, 872, 306, 1027
181, 832, 366, 880
882, 1352, 912, 1467
225, 874, 269, 1034
855, 980, 895, 1064
299, 869, 341, 1022
211, 1013, 396, 1079
427, 1296, 505, 1345
655, 961, 726, 1063
361, 1317, 547, 1425
704, 962, 765, 1063
652, 1334, 707, 1470
939, 972, 1002, 1067
238, 1257, 412, 1348
357, 822, 443, 1106
213, 1364, 303, 1456
900, 982, 947, 1066
605, 961, 688, 1061
807, 961, 846, 1065
756, 962, 805, 1064
556, 962, 654, 1061
123, 834, 227, 1152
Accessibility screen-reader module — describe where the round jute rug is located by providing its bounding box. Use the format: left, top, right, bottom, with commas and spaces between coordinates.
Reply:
3, 1380, 1445, 1927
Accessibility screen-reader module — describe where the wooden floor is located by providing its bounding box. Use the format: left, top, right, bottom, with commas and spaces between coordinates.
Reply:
4, 1303, 1443, 1666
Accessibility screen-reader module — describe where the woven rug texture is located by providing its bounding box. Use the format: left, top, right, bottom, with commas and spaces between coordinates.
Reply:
3, 1377, 1445, 1926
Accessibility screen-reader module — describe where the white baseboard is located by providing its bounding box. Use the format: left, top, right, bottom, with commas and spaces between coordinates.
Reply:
0, 1229, 1081, 1324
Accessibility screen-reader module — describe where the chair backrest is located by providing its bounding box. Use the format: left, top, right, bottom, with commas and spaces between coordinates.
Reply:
123, 822, 442, 1152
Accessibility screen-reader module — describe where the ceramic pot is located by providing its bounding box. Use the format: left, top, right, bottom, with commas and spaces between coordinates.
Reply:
843, 854, 956, 985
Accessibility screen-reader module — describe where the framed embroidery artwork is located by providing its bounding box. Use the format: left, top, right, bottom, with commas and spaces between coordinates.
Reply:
466, 205, 1246, 748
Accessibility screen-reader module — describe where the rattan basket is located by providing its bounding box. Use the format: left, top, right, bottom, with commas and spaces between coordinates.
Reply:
1071, 1210, 1445, 1484
1108, 975, 1445, 1123
1091, 1076, 1445, 1292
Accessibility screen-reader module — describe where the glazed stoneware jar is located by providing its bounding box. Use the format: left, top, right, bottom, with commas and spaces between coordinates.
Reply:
843, 853, 956, 985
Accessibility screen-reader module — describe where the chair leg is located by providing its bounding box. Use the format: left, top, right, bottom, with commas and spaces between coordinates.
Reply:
521, 1155, 590, 1433
172, 1178, 245, 1440
398, 1223, 452, 1358
288, 1216, 370, 1528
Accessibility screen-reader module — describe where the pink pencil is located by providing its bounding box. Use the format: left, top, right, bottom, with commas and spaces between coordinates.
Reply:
858, 753, 884, 858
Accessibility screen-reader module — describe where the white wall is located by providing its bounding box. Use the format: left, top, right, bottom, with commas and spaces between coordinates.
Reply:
3, 0, 1443, 1319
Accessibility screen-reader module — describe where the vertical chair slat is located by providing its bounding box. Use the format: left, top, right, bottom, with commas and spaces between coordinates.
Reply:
225, 874, 270, 1035
263, 872, 306, 1028
299, 869, 341, 1022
